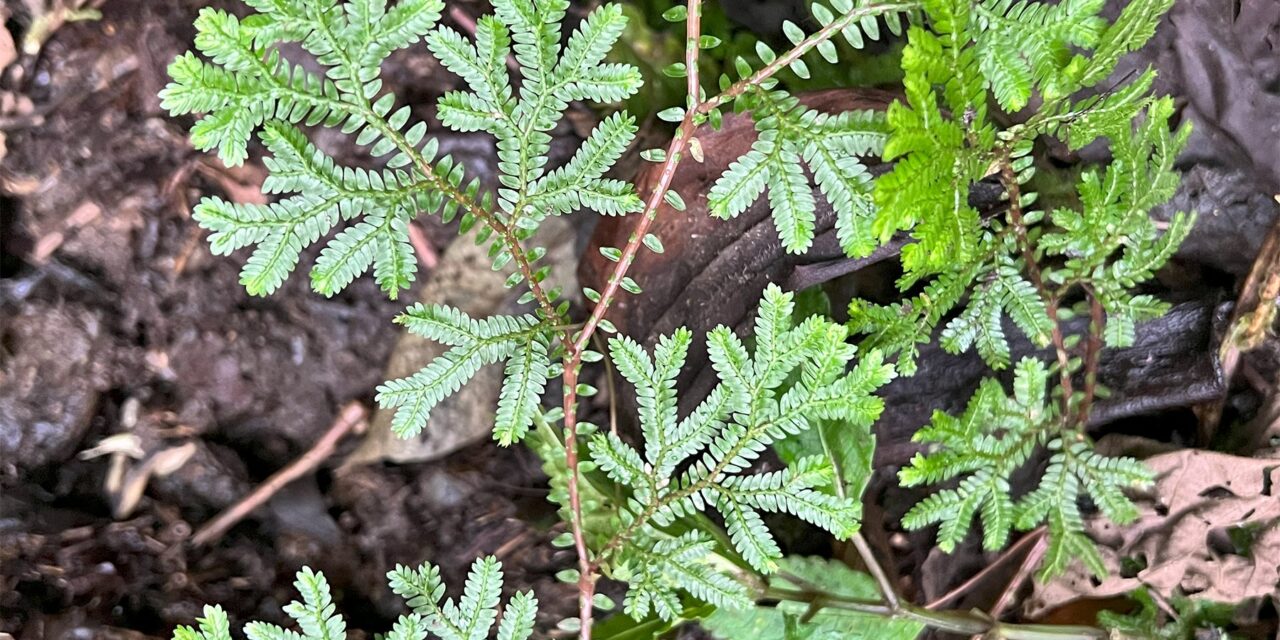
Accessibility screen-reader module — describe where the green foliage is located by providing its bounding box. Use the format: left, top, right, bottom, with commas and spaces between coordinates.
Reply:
1099, 589, 1238, 640
164, 0, 1203, 635
836, 0, 1189, 579
377, 304, 550, 445
163, 0, 641, 298
390, 556, 537, 640
704, 0, 911, 256
707, 94, 888, 255
581, 286, 893, 620
174, 605, 232, 640
702, 557, 922, 640
173, 559, 534, 640
899, 359, 1152, 576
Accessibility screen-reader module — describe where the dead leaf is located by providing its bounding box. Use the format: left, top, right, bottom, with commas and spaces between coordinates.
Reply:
1028, 450, 1280, 618
111, 442, 198, 519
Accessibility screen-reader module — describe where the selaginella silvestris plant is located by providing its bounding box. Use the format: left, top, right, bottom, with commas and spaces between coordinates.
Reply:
160, 0, 1197, 637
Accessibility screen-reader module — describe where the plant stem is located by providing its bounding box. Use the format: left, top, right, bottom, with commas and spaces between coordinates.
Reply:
999, 160, 1073, 416
766, 586, 1107, 639
1079, 286, 1105, 425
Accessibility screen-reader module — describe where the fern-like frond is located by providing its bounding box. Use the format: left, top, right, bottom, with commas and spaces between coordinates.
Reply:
900, 358, 1049, 552
242, 568, 346, 640
378, 305, 551, 442
166, 0, 642, 301
707, 89, 890, 255
901, 358, 1152, 570
581, 285, 893, 619
389, 556, 536, 640
173, 605, 232, 640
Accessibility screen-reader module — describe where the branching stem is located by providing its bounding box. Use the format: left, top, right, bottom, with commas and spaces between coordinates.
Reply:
1079, 286, 1106, 425
766, 586, 1107, 639
999, 160, 1073, 416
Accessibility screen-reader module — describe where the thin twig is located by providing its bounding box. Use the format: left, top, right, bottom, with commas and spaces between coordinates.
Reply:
850, 533, 901, 610
989, 530, 1049, 619
190, 401, 368, 547
767, 586, 1107, 639
925, 527, 1047, 610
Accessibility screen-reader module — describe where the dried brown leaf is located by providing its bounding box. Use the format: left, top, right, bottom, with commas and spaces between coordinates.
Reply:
1028, 450, 1280, 617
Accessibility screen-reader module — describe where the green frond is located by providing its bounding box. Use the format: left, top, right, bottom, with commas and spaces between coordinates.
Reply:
900, 358, 1051, 551
173, 605, 232, 640
376, 312, 545, 439
581, 285, 891, 619
494, 335, 551, 446
767, 149, 818, 253
707, 89, 890, 255
235, 568, 346, 640
167, 0, 640, 303
495, 592, 538, 640
619, 531, 752, 619
388, 557, 535, 640
1067, 0, 1174, 87
904, 357, 1155, 576
285, 568, 346, 640
527, 112, 642, 218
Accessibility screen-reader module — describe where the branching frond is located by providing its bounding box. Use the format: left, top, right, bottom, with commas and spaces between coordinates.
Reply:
708, 90, 889, 255
165, 0, 641, 300
377, 304, 552, 444
900, 358, 1152, 572
389, 556, 537, 640
582, 285, 894, 619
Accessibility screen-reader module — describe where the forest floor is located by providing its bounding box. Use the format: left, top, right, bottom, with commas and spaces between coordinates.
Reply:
2, 0, 1279, 638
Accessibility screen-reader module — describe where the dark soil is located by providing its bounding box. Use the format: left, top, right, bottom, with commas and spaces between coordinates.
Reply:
1, 1, 576, 637
2, 0, 1279, 638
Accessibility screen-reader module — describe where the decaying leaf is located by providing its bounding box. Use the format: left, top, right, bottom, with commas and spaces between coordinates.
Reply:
1028, 449, 1280, 617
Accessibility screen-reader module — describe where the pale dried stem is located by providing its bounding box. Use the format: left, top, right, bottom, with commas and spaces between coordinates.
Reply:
191, 401, 367, 547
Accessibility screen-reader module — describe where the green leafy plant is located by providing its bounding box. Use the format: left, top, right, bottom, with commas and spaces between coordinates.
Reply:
174, 558, 536, 640
842, 0, 1192, 579
583, 286, 891, 618
161, 0, 1200, 637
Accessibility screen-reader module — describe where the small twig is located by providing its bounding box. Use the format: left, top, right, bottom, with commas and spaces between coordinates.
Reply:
407, 221, 439, 270
989, 529, 1049, 619
190, 401, 368, 547
767, 585, 1107, 639
925, 527, 1047, 611
849, 533, 901, 610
